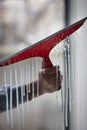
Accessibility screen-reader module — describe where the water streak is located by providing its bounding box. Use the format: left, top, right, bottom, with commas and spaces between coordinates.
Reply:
26, 60, 29, 109
20, 64, 24, 128
4, 69, 9, 124
36, 58, 39, 97
10, 66, 14, 128
14, 64, 19, 108
14, 64, 21, 130
32, 59, 34, 101
22, 63, 25, 96
64, 48, 68, 127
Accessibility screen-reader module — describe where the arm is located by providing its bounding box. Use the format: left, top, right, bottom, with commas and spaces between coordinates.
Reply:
0, 66, 62, 112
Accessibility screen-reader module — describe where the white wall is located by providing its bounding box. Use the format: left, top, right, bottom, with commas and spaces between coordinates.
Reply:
70, 0, 87, 130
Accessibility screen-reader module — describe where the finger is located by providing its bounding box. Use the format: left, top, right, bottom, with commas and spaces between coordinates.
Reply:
41, 66, 59, 76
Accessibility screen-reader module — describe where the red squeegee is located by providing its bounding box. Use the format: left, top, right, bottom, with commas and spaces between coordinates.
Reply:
0, 17, 87, 68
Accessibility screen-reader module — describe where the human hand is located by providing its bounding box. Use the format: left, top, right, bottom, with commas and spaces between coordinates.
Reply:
39, 66, 63, 95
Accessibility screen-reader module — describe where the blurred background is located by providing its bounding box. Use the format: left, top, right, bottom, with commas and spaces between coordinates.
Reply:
0, 0, 65, 58
0, 0, 87, 130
